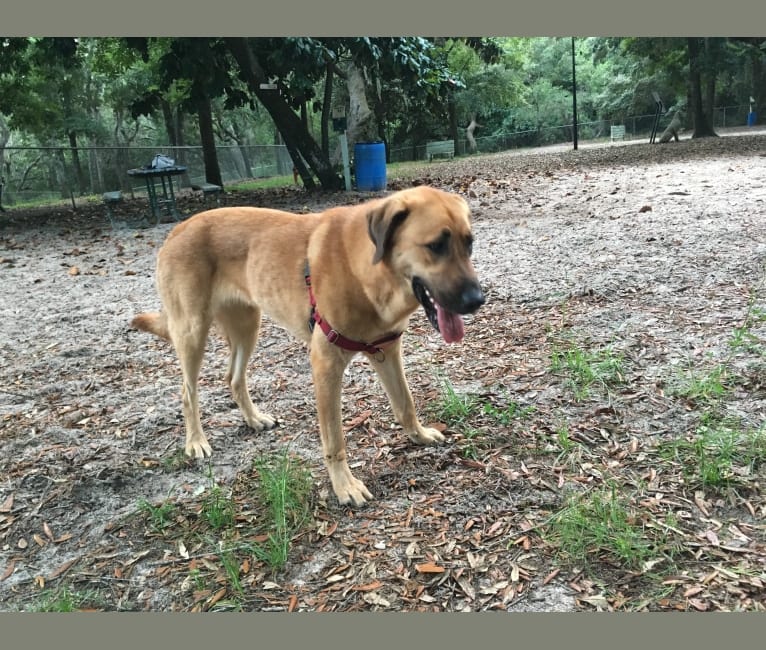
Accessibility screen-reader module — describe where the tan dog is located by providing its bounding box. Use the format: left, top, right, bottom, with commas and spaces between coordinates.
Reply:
131, 185, 484, 506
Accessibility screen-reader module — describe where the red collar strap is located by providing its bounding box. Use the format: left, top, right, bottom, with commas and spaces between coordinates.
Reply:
304, 262, 402, 357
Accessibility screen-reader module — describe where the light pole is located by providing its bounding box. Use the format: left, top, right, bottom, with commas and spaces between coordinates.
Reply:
571, 37, 578, 151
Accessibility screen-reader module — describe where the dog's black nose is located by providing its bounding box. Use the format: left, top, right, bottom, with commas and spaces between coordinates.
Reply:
460, 284, 485, 313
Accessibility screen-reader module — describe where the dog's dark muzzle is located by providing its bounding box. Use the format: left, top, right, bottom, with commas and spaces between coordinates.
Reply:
456, 282, 485, 314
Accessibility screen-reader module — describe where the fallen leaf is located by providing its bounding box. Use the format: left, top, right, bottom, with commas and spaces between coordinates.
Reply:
688, 598, 709, 611
317, 520, 337, 537
352, 581, 384, 592
48, 557, 78, 580
542, 568, 560, 585
694, 491, 710, 516
580, 594, 609, 609
363, 592, 391, 607
704, 530, 720, 546
1, 561, 15, 581
207, 588, 226, 608
343, 409, 372, 432
0, 494, 13, 513
415, 562, 445, 574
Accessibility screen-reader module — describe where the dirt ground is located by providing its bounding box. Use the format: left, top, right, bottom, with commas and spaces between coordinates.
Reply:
1, 129, 765, 611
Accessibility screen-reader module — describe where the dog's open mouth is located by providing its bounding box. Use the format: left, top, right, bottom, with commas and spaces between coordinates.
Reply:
412, 278, 465, 344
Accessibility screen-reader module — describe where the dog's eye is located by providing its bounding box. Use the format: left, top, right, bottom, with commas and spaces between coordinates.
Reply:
427, 239, 448, 256
466, 235, 474, 256
426, 230, 450, 256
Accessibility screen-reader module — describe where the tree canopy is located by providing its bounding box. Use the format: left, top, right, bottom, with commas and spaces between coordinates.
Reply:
1, 36, 763, 193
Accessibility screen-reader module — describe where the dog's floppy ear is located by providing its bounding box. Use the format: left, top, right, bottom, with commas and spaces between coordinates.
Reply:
367, 198, 409, 264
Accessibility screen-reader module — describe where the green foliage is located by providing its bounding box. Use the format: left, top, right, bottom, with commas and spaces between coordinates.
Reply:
137, 495, 177, 534
201, 476, 236, 531
252, 451, 313, 571
550, 341, 625, 401
29, 586, 102, 612
482, 398, 534, 425
545, 484, 659, 569
670, 365, 730, 405
434, 377, 481, 426
659, 415, 766, 489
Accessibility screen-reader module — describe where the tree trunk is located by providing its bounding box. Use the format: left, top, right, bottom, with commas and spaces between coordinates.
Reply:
703, 38, 719, 126
687, 38, 718, 138
68, 131, 87, 196
321, 63, 334, 158
345, 62, 377, 149
197, 94, 223, 187
750, 46, 765, 125
225, 37, 342, 191
466, 114, 480, 153
448, 97, 459, 155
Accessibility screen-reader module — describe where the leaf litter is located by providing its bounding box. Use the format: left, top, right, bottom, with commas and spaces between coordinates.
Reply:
1, 128, 766, 611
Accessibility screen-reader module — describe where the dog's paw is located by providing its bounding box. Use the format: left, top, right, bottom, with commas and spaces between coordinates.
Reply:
408, 426, 445, 445
185, 435, 212, 459
332, 475, 374, 507
245, 411, 277, 431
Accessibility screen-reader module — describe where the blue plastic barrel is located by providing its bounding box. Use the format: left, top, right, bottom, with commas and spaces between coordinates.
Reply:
747, 111, 757, 127
354, 141, 386, 191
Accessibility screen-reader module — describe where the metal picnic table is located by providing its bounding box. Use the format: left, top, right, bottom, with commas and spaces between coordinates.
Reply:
127, 165, 187, 224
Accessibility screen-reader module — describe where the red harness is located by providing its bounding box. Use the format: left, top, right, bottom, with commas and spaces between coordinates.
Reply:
304, 263, 402, 357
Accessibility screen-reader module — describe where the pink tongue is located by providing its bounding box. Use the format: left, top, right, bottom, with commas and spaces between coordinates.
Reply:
436, 304, 465, 343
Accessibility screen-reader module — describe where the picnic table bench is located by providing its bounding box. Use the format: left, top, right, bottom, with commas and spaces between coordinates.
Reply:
191, 182, 223, 206
102, 190, 123, 226
426, 140, 455, 162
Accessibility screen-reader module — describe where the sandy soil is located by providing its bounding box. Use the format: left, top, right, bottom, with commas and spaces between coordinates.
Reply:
1, 129, 765, 611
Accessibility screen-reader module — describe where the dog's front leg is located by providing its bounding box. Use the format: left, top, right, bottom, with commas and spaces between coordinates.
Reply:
370, 341, 445, 445
310, 343, 374, 507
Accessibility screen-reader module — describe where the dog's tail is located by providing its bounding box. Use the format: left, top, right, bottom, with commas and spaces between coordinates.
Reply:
130, 311, 171, 340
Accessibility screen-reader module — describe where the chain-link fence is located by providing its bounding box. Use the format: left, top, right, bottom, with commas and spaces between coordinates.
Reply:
389, 104, 754, 162
0, 104, 754, 208
0, 144, 293, 209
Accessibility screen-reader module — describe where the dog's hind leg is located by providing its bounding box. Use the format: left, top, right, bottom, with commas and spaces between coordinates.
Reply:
370, 341, 445, 445
168, 312, 214, 459
217, 304, 276, 431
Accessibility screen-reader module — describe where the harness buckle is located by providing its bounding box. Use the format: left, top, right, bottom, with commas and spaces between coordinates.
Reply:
327, 329, 340, 344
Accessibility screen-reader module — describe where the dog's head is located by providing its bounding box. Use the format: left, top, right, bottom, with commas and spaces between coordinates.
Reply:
367, 186, 485, 343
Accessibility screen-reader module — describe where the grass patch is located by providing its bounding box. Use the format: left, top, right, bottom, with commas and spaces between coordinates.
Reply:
545, 484, 659, 570
227, 174, 294, 191
670, 364, 730, 405
252, 450, 313, 571
458, 427, 484, 460
550, 342, 625, 400
482, 396, 535, 425
201, 470, 236, 531
137, 495, 177, 535
659, 415, 766, 489
29, 586, 102, 612
728, 292, 766, 355
434, 377, 482, 426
